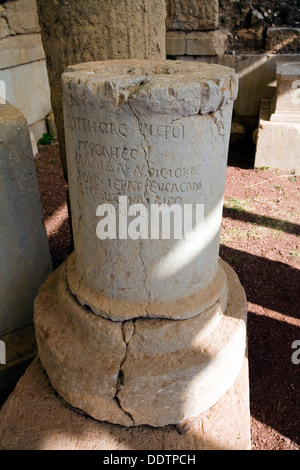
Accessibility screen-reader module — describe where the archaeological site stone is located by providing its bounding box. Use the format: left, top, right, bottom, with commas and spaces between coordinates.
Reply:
36, 0, 166, 179
270, 62, 300, 122
34, 59, 250, 439
0, 102, 52, 336
255, 62, 300, 171
166, 0, 219, 31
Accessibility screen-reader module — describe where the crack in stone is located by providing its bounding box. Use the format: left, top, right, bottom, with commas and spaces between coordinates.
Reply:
128, 100, 152, 310
114, 320, 136, 425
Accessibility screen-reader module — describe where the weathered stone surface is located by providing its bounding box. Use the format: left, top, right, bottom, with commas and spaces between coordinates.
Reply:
0, 9, 9, 39
62, 59, 238, 318
0, 59, 51, 128
67, 252, 228, 321
166, 31, 186, 56
234, 54, 300, 118
0, 355, 251, 450
186, 30, 228, 56
0, 29, 51, 148
33, 57, 248, 435
34, 262, 132, 426
34, 258, 247, 427
0, 103, 52, 335
0, 34, 45, 70
270, 62, 300, 122
0, 34, 50, 135
166, 30, 229, 56
36, 0, 166, 178
266, 27, 300, 53
166, 0, 219, 31
118, 260, 247, 426
254, 61, 300, 171
5, 0, 40, 35
255, 99, 300, 171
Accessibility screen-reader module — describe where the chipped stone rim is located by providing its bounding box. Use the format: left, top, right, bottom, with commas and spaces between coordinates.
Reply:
66, 251, 228, 322
62, 59, 238, 115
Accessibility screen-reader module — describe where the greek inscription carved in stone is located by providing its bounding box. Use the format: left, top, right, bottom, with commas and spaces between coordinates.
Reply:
66, 115, 128, 137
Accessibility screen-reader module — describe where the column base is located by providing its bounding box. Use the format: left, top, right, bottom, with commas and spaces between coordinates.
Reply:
0, 355, 251, 450
33, 257, 248, 428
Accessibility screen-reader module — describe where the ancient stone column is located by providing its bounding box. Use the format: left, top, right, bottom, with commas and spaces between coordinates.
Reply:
64, 60, 234, 320
34, 60, 248, 430
0, 102, 52, 336
36, 0, 166, 179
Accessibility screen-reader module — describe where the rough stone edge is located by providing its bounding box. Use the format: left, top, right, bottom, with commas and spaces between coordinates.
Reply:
62, 59, 238, 115
67, 251, 228, 321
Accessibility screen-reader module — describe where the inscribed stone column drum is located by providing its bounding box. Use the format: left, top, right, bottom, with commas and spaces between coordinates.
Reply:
34, 60, 248, 428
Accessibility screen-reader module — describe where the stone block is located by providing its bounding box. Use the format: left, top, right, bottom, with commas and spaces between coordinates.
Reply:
0, 355, 251, 450
0, 59, 51, 128
166, 31, 186, 56
254, 99, 300, 171
270, 62, 300, 122
0, 34, 45, 70
4, 0, 40, 35
266, 27, 300, 53
166, 0, 218, 31
0, 33, 51, 146
186, 30, 228, 56
0, 102, 52, 335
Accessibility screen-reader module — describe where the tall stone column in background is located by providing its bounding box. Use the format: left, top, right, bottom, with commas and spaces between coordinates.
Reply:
36, 0, 166, 180
34, 60, 250, 447
0, 102, 52, 335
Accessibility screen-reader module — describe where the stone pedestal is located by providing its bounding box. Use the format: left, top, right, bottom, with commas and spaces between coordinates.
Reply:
31, 59, 250, 447
270, 62, 300, 122
34, 256, 247, 428
254, 62, 300, 171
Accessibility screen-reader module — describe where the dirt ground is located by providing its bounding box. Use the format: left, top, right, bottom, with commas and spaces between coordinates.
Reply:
34, 137, 299, 451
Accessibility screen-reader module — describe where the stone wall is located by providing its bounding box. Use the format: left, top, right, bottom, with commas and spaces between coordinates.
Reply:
166, 1, 300, 134
0, 0, 51, 153
166, 0, 300, 57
